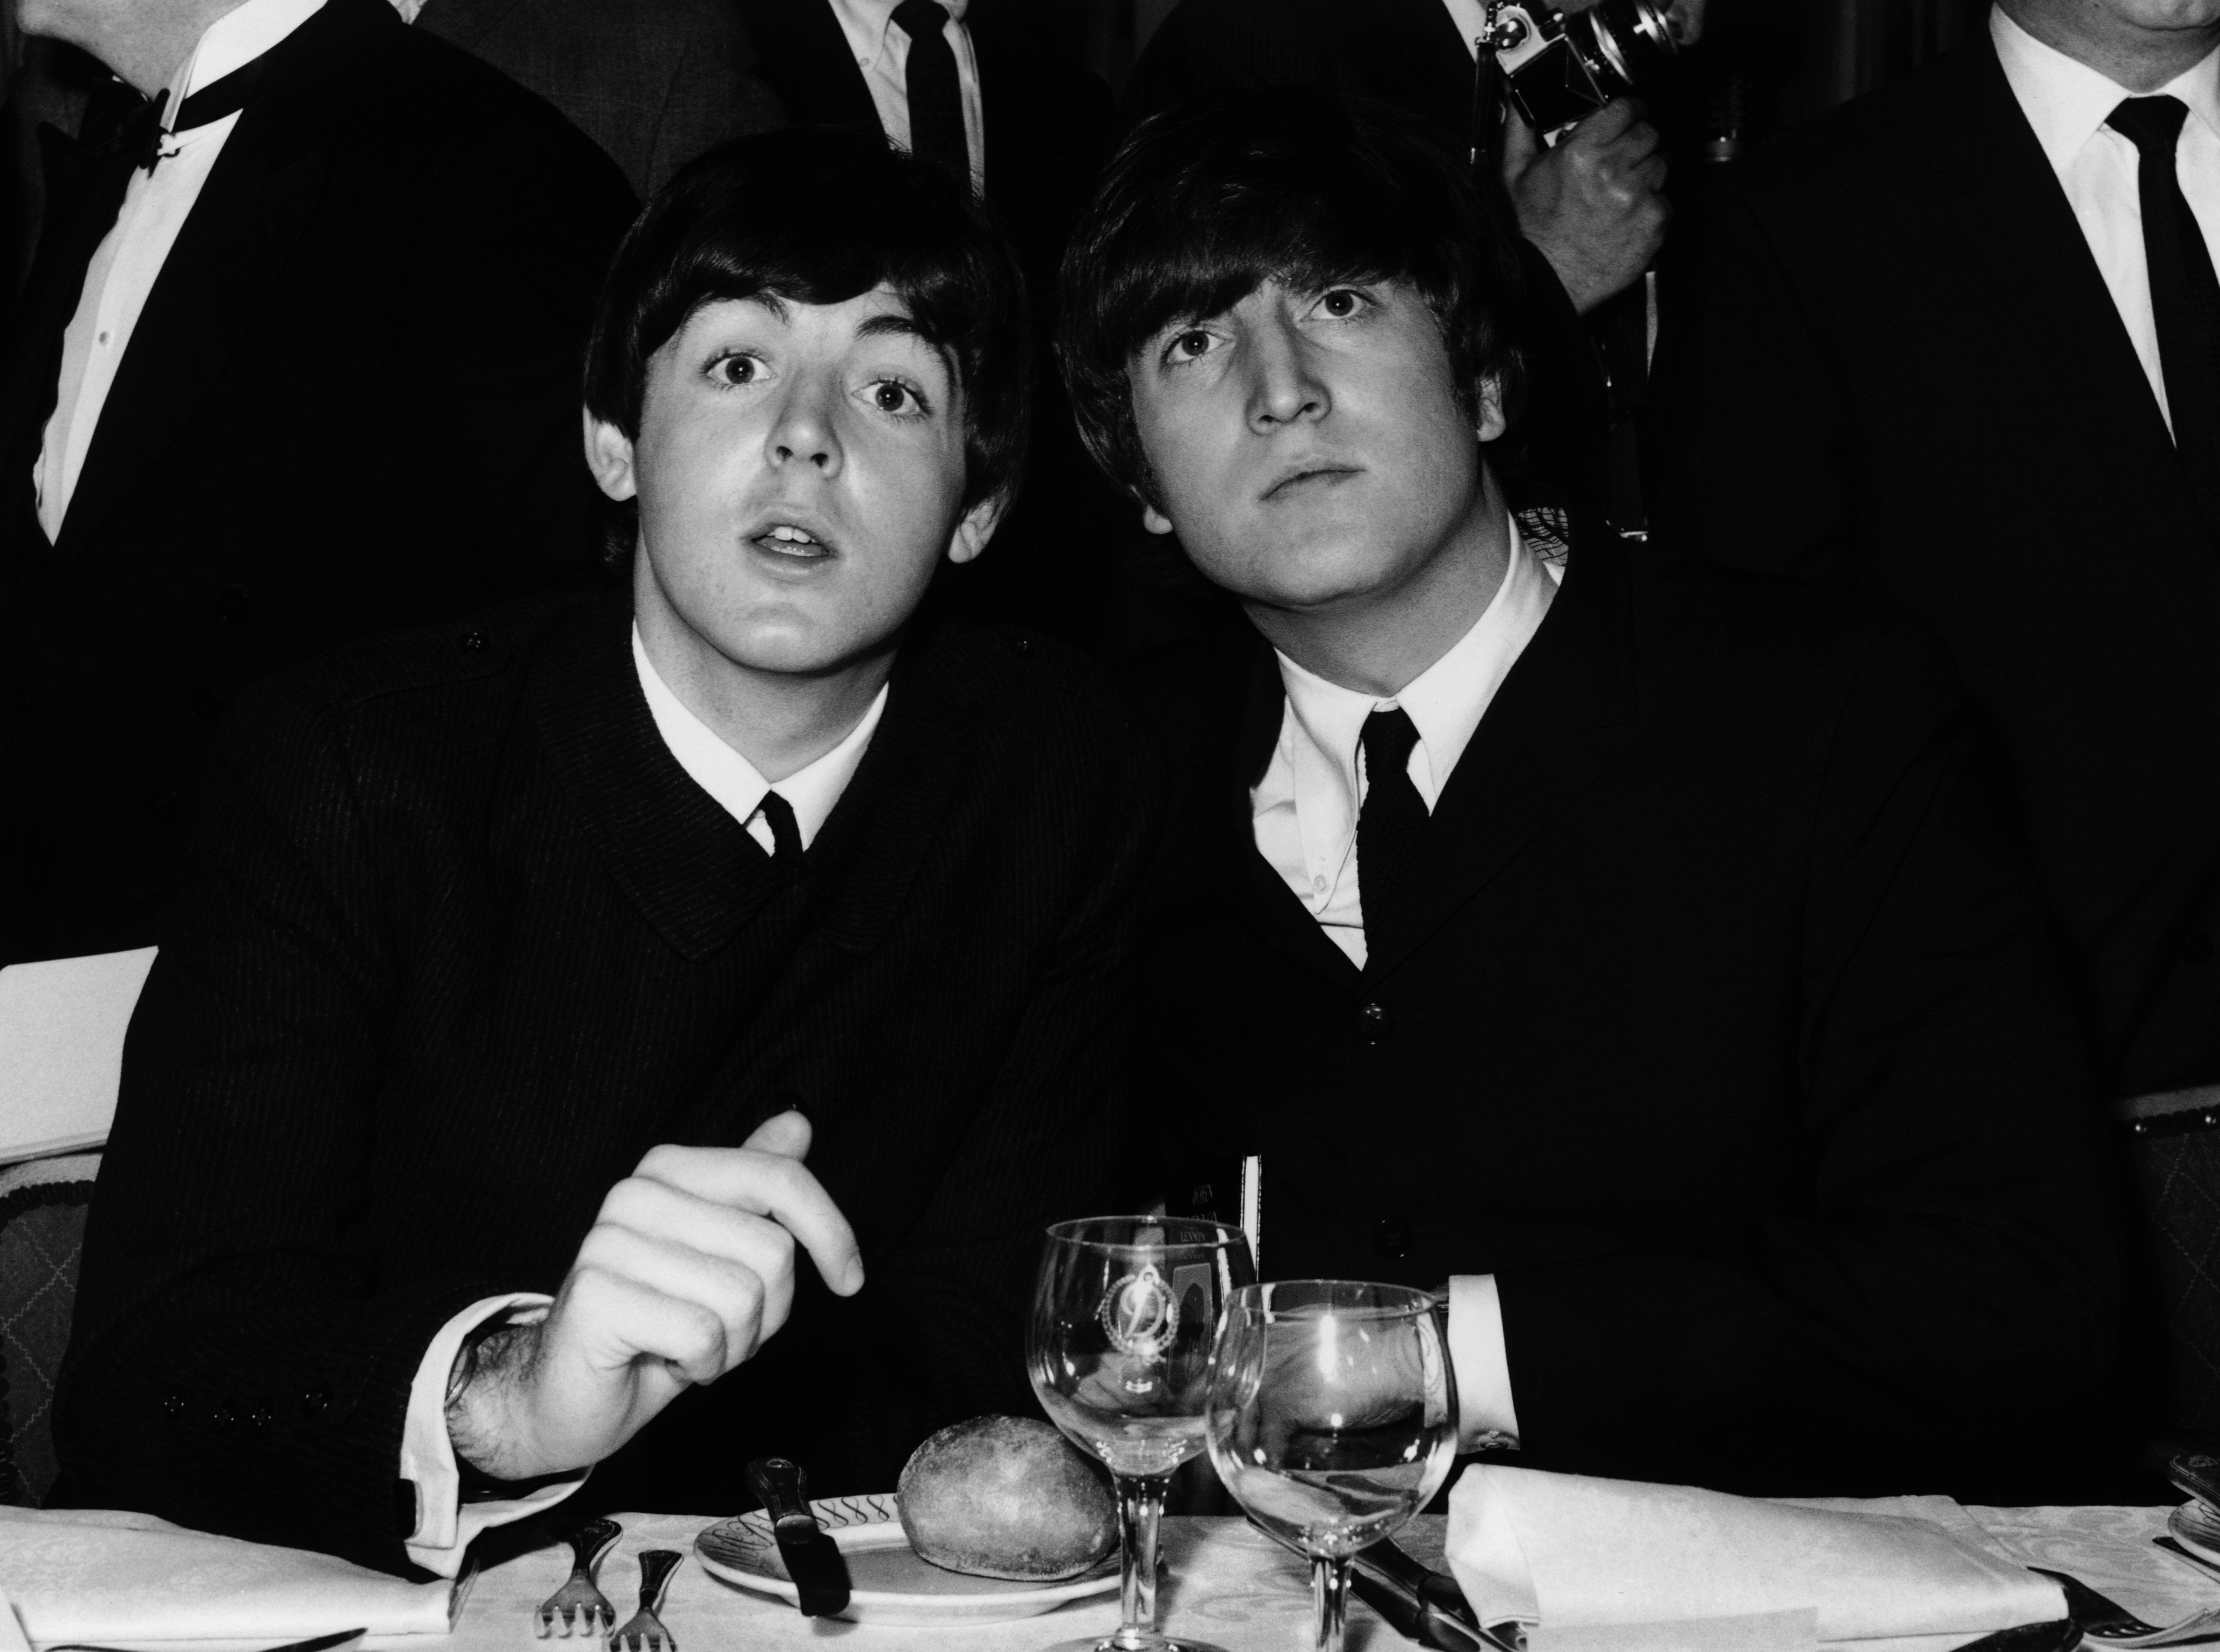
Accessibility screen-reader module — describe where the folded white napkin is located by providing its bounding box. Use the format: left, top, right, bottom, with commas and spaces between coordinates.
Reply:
0, 1508, 458, 1641
1444, 1466, 2065, 1652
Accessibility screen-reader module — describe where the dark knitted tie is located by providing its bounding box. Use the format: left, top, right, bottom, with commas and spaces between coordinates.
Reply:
2109, 96, 2220, 533
1357, 708, 1428, 925
754, 790, 802, 866
891, 0, 970, 182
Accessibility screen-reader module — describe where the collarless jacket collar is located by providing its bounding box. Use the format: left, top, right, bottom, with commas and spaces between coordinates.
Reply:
530, 596, 989, 963
1206, 532, 1638, 993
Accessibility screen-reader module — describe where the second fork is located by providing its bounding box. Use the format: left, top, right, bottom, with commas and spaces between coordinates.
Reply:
612, 1549, 686, 1652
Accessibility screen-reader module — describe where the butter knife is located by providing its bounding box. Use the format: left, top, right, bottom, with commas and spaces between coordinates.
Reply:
743, 1457, 852, 1618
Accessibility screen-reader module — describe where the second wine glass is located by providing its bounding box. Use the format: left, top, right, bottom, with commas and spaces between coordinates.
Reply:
1205, 1280, 1459, 1652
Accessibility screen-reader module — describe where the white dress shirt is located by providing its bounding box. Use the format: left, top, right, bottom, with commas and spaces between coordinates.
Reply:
829, 0, 986, 193
399, 628, 888, 1575
1991, 5, 2220, 438
34, 0, 326, 543
1249, 521, 1557, 1450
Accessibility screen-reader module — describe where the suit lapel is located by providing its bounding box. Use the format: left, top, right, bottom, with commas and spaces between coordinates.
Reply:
1200, 631, 1368, 994
1362, 536, 1638, 984
735, 0, 884, 138
409, 0, 528, 51
43, 0, 375, 569
1923, 36, 2194, 513
531, 596, 796, 962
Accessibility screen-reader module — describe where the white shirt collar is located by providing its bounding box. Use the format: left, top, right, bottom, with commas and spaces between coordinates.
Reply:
1991, 5, 2220, 173
165, 0, 325, 116
1275, 517, 1557, 820
828, 0, 971, 72
630, 624, 886, 851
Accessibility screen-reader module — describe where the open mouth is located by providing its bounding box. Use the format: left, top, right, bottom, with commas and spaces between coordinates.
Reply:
751, 522, 835, 559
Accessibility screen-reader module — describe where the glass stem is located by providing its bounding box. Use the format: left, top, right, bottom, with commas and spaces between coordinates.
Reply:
1311, 1553, 1351, 1652
1115, 1472, 1171, 1645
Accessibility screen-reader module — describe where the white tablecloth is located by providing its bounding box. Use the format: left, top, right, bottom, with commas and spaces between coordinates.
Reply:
420, 1507, 2215, 1652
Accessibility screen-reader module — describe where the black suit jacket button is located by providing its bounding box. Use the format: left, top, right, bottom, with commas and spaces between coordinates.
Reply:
1373, 1218, 1414, 1260
145, 786, 186, 821
216, 585, 254, 625
211, 1401, 239, 1433
1357, 1002, 1395, 1043
248, 1404, 273, 1433
2182, 932, 2214, 966
162, 1389, 187, 1420
301, 1385, 330, 1419
459, 630, 488, 654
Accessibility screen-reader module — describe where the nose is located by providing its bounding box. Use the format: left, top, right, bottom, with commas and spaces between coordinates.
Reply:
766, 375, 843, 475
1244, 314, 1328, 432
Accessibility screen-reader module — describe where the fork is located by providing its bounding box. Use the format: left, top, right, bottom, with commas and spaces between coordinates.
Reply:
534, 1516, 623, 1638
611, 1549, 685, 1652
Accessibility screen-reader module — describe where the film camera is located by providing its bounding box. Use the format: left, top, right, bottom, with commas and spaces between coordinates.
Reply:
1483, 0, 1677, 135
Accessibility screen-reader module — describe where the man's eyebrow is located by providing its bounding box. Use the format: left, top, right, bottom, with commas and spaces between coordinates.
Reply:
856, 312, 932, 344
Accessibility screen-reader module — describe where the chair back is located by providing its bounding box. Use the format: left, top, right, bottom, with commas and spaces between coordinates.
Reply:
0, 1154, 100, 1506
0, 948, 156, 1163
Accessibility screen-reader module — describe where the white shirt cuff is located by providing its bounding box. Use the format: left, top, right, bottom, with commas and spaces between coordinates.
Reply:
401, 1293, 581, 1577
1447, 1274, 1522, 1449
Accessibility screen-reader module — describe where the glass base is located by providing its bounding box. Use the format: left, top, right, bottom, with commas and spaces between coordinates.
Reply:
1039, 1635, 1234, 1652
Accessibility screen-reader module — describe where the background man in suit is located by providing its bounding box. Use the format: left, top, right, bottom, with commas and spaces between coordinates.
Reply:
1659, 0, 2219, 1111
1064, 95, 2118, 1500
412, 0, 784, 201
57, 131, 1154, 1573
0, 0, 636, 966
733, 0, 1128, 649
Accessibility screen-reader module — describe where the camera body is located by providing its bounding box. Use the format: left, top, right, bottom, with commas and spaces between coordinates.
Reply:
1485, 0, 1675, 134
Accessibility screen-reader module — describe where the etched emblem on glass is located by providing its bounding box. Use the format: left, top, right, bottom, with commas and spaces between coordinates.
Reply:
1097, 1262, 1180, 1361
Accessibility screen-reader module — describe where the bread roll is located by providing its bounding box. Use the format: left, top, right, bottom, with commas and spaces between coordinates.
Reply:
898, 1415, 1118, 1581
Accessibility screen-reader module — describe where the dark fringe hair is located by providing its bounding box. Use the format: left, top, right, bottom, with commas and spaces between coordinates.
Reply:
1056, 92, 1525, 510
582, 127, 1032, 563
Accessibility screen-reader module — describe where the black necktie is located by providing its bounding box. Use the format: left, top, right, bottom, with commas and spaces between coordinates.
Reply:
2108, 96, 2220, 534
891, 0, 970, 182
1357, 709, 1428, 927
754, 790, 803, 866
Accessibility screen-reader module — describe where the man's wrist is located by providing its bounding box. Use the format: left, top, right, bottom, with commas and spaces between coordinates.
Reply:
445, 1318, 545, 1480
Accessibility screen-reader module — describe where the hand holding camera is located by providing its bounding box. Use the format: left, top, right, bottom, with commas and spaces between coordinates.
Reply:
1503, 96, 1669, 315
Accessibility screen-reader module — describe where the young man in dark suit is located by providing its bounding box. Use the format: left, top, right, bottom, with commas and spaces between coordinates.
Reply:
1658, 0, 2219, 1114
56, 130, 1156, 1576
732, 0, 1128, 649
1062, 95, 2119, 1501
0, 0, 637, 966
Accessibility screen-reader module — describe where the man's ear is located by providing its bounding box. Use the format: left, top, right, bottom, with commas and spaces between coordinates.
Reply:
1473, 375, 1508, 444
945, 493, 1007, 565
1140, 501, 1175, 536
583, 409, 639, 502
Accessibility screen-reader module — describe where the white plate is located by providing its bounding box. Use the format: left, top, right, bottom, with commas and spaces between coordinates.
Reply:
2171, 1501, 2220, 1565
695, 1491, 1121, 1626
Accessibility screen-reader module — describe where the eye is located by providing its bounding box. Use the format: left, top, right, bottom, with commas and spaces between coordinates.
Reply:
1316, 288, 1368, 319
708, 352, 760, 386
1161, 326, 1221, 366
869, 379, 930, 416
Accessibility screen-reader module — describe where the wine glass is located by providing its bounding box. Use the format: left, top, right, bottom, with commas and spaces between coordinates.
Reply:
1027, 1216, 1257, 1652
1204, 1280, 1459, 1652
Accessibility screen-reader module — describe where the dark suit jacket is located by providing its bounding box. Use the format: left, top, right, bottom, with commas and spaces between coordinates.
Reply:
1655, 34, 2220, 1101
0, 0, 637, 967
1120, 0, 1617, 530
1135, 538, 2119, 1501
416, 0, 783, 201
731, 0, 1129, 648
55, 590, 1156, 1573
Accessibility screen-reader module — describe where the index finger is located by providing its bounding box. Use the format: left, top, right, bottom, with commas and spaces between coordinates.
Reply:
633, 1142, 865, 1296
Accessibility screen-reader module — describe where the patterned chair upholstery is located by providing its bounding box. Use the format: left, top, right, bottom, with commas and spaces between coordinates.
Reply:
0, 1154, 100, 1506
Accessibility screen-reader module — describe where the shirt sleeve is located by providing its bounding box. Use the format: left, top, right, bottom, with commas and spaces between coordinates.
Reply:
1446, 1274, 1522, 1449
401, 1293, 582, 1578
